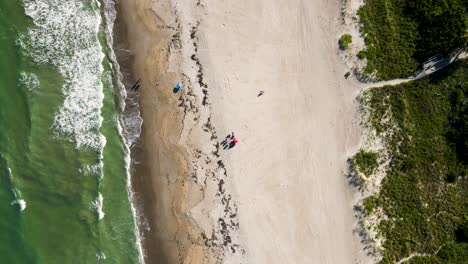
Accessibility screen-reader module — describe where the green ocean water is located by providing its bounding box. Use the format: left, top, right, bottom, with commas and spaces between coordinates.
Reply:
0, 0, 140, 263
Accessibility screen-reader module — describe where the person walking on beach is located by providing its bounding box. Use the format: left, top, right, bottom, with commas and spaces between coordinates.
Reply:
258, 90, 264, 97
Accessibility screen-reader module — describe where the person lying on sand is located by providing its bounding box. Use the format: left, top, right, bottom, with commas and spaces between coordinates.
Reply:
221, 134, 231, 146
221, 132, 235, 147
228, 137, 239, 149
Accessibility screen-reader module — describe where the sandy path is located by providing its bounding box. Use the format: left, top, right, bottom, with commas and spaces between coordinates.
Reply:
196, 0, 370, 263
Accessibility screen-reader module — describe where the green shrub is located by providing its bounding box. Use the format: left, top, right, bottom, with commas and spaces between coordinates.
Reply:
339, 34, 352, 50
362, 60, 468, 263
354, 150, 379, 177
357, 0, 467, 80
363, 195, 378, 214
357, 50, 367, 59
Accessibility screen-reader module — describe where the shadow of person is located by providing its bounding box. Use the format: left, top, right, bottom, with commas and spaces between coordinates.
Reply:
221, 134, 232, 146
228, 141, 236, 149
173, 87, 180, 93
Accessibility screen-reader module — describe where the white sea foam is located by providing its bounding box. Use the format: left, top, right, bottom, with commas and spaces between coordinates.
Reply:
11, 186, 26, 212
91, 192, 105, 220
101, 0, 142, 147
11, 199, 27, 212
19, 0, 106, 150
79, 163, 103, 177
102, 0, 145, 262
18, 72, 40, 93
96, 252, 106, 262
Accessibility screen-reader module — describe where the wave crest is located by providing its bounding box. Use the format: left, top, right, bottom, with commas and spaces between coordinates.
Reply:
19, 0, 105, 150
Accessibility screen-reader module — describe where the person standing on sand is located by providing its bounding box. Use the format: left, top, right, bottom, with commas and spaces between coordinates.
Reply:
258, 90, 264, 97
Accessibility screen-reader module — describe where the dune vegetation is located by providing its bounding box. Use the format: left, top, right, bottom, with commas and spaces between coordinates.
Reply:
356, 60, 468, 263
357, 0, 467, 80
339, 34, 353, 50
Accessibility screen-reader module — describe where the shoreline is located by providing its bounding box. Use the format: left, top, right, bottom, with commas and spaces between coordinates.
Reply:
102, 0, 145, 262
113, 0, 214, 263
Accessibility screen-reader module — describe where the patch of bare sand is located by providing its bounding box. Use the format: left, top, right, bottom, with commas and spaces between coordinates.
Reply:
195, 0, 372, 263
117, 0, 373, 263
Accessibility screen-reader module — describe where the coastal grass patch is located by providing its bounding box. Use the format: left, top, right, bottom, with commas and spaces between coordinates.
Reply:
357, 50, 367, 60
363, 195, 379, 215
357, 0, 468, 80
353, 150, 379, 177
406, 242, 468, 264
362, 60, 468, 263
339, 34, 352, 50
357, 0, 419, 80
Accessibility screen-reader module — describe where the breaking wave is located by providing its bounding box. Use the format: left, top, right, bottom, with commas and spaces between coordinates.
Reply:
18, 0, 105, 150
7, 168, 26, 212
101, 0, 145, 262
11, 199, 26, 212
90, 192, 105, 220
96, 252, 106, 262
79, 163, 103, 177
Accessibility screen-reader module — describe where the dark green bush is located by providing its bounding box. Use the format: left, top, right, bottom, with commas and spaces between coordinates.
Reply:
354, 150, 379, 176
339, 34, 352, 50
455, 221, 468, 243
357, 50, 367, 59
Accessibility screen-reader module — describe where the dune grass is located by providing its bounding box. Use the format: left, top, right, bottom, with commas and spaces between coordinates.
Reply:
360, 60, 468, 263
357, 0, 419, 80
357, 0, 467, 80
354, 150, 379, 177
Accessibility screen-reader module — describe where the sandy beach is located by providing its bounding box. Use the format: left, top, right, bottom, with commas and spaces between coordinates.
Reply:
116, 0, 371, 263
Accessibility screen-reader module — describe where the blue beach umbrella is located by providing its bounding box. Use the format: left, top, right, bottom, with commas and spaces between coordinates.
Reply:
176, 82, 182, 90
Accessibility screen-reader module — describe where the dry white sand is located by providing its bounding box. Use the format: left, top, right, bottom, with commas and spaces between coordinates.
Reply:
118, 0, 372, 262
195, 0, 370, 263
